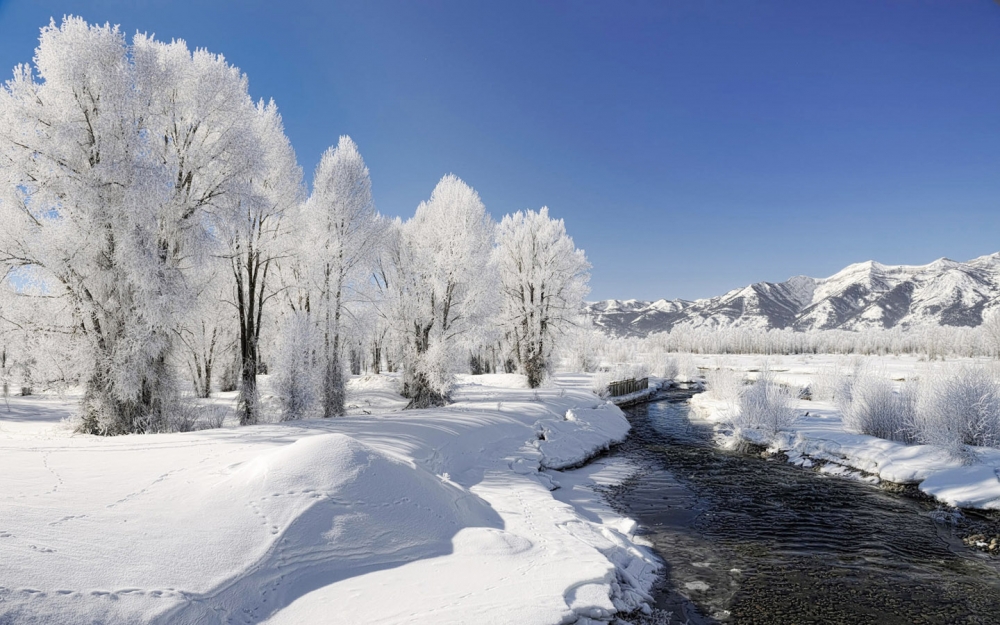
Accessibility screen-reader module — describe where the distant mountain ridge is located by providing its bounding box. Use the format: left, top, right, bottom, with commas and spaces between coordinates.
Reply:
586, 253, 1000, 337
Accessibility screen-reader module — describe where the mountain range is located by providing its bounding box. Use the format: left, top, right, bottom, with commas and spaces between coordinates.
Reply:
586, 253, 1000, 337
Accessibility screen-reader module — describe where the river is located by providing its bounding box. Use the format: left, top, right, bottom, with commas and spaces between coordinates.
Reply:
606, 390, 1000, 624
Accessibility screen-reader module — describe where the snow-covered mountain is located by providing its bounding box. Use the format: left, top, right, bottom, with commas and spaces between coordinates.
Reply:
587, 253, 1000, 337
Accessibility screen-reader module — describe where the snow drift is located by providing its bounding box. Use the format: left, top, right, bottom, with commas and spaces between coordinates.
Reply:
0, 374, 658, 624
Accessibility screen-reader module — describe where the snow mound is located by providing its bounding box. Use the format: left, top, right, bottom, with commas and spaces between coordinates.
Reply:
156, 433, 500, 623
0, 433, 499, 624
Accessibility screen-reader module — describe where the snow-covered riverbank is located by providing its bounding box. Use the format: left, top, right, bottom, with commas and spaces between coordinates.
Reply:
685, 354, 1000, 511
0, 374, 659, 624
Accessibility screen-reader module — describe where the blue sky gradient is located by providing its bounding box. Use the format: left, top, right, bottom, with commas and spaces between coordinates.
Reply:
1, 1, 999, 300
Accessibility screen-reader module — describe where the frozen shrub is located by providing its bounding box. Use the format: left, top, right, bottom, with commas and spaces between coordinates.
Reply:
914, 366, 1000, 462
419, 341, 457, 398
590, 370, 613, 397
404, 341, 456, 408
660, 356, 679, 381
201, 404, 229, 429
703, 365, 743, 407
734, 372, 797, 437
158, 400, 230, 433
812, 365, 847, 402
572, 348, 600, 374
165, 402, 200, 433
837, 374, 915, 443
273, 313, 321, 421
631, 347, 678, 381
641, 352, 678, 381
674, 353, 696, 383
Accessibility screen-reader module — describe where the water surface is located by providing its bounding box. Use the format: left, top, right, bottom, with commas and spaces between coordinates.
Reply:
609, 393, 1000, 624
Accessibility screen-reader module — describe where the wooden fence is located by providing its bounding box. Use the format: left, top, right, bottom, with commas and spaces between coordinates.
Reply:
607, 377, 648, 398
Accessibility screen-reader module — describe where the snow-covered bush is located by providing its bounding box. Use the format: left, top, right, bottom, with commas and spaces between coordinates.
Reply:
161, 401, 230, 432
703, 365, 743, 407
636, 349, 679, 381
837, 373, 915, 443
913, 366, 1000, 462
273, 313, 321, 421
164, 401, 206, 433
658, 356, 679, 381
733, 372, 797, 438
563, 329, 602, 373
411, 341, 458, 405
200, 405, 230, 429
674, 353, 697, 383
811, 365, 848, 402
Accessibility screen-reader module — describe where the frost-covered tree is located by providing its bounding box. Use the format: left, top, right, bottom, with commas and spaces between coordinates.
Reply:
0, 19, 176, 433
367, 223, 405, 375
495, 207, 589, 387
386, 175, 496, 406
222, 101, 303, 425
0, 17, 298, 432
1, 21, 190, 432
980, 310, 1000, 359
174, 262, 235, 398
273, 310, 320, 421
733, 370, 798, 439
303, 136, 383, 417
0, 267, 84, 393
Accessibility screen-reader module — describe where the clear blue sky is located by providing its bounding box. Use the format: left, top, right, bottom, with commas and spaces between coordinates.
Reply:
1, 1, 999, 301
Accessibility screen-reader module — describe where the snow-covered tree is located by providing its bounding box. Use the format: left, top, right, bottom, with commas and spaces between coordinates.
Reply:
174, 262, 235, 399
386, 175, 496, 406
495, 207, 590, 387
980, 310, 1000, 359
273, 310, 320, 421
303, 136, 383, 417
222, 101, 303, 426
0, 20, 179, 433
366, 221, 405, 375
0, 17, 298, 432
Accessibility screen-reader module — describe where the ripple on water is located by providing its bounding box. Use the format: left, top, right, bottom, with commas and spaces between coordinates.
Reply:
611, 397, 1000, 625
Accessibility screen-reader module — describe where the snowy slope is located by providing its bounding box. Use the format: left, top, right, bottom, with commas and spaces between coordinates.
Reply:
587, 253, 1000, 336
0, 375, 658, 625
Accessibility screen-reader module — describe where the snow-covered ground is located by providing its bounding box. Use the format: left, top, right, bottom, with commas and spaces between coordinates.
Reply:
684, 353, 1000, 510
0, 373, 659, 624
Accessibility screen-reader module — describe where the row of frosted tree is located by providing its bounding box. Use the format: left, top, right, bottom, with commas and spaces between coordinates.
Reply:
0, 18, 590, 435
567, 322, 1000, 368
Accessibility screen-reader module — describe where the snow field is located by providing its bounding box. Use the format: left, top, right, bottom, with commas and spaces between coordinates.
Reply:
687, 354, 1000, 510
0, 373, 659, 624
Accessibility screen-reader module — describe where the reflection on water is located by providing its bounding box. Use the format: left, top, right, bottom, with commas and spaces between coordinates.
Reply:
610, 394, 1000, 624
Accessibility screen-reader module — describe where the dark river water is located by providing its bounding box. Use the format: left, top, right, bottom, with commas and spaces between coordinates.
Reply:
608, 391, 1000, 625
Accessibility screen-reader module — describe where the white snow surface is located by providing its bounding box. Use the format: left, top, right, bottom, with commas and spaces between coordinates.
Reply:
0, 373, 657, 624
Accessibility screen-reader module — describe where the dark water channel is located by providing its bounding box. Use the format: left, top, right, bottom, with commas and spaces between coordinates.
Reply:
609, 391, 1000, 625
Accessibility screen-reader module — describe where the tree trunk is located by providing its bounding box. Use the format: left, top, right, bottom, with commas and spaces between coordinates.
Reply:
200, 359, 213, 399
323, 272, 346, 418
238, 334, 259, 426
